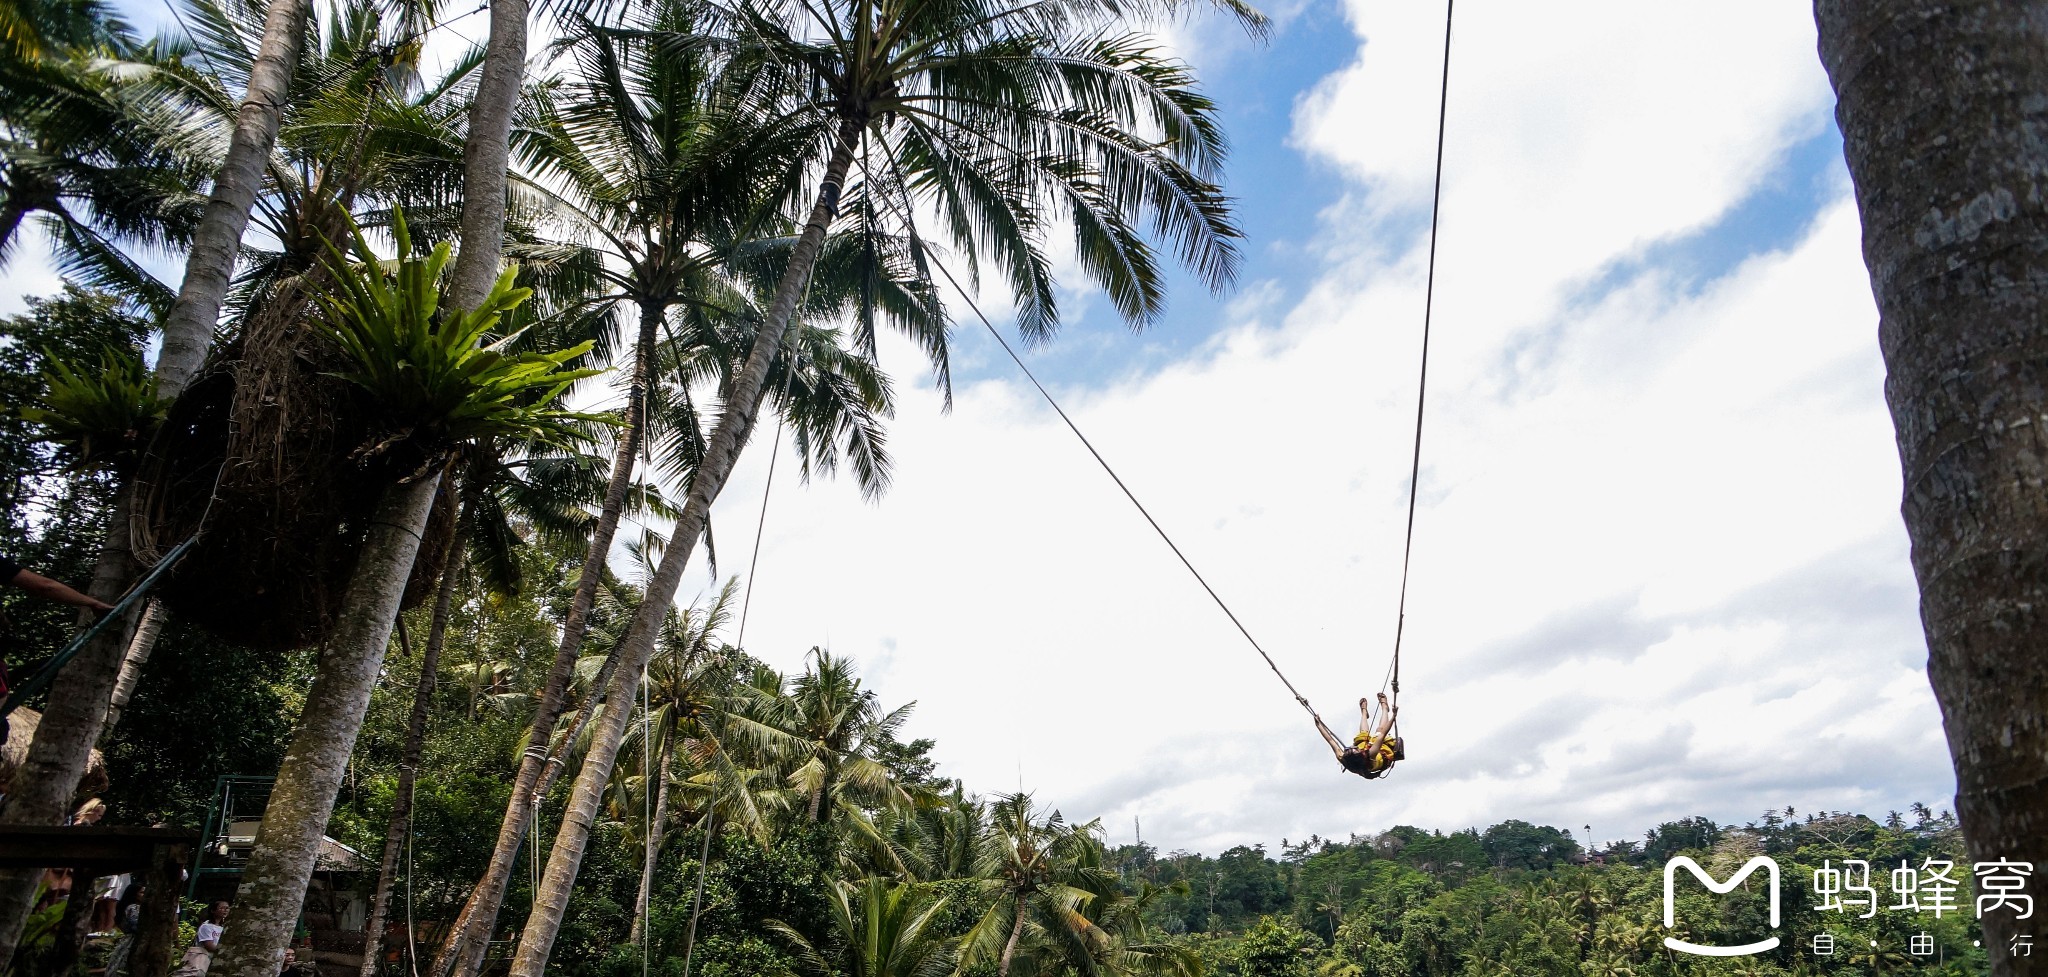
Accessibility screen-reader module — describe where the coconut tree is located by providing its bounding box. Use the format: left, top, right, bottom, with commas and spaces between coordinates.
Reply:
501, 0, 1253, 958
1816, 4, 2048, 974
356, 438, 605, 977
0, 0, 205, 292
436, 9, 938, 951
204, 211, 607, 977
425, 10, 802, 958
0, 0, 310, 947
957, 795, 1107, 977
623, 578, 739, 944
772, 877, 956, 977
506, 0, 1258, 965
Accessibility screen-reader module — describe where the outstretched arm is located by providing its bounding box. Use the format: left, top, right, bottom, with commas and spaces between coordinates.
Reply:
5, 568, 115, 612
1314, 716, 1347, 758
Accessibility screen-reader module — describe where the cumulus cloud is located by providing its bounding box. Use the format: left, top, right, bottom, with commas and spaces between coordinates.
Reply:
694, 0, 1942, 854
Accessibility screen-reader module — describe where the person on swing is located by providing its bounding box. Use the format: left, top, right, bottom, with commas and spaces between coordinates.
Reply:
1318, 692, 1402, 779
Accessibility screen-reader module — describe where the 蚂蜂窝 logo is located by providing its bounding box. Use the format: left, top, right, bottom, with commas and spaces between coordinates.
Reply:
1663, 855, 1782, 956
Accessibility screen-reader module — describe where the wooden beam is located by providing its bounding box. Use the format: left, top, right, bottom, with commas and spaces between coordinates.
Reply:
0, 827, 198, 872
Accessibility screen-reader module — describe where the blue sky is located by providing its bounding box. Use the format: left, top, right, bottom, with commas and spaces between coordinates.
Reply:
2, 0, 1948, 854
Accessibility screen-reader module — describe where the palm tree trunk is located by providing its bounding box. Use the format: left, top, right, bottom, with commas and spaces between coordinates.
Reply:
0, 0, 308, 954
430, 304, 659, 977
628, 729, 673, 945
206, 474, 441, 977
102, 599, 168, 733
0, 492, 140, 961
536, 643, 624, 796
154, 0, 308, 398
1817, 4, 2048, 975
504, 116, 864, 977
361, 519, 468, 977
997, 893, 1027, 977
441, 0, 524, 312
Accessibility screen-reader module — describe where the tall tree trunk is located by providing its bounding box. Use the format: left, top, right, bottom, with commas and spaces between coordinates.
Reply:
504, 116, 864, 977
1816, 4, 2048, 975
103, 599, 168, 733
996, 893, 1027, 977
206, 474, 441, 977
0, 0, 309, 957
442, 0, 525, 312
0, 492, 138, 966
361, 518, 468, 977
431, 305, 659, 977
628, 730, 674, 945
154, 0, 308, 399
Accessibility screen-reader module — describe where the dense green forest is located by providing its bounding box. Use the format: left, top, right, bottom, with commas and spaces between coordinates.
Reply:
0, 386, 1996, 977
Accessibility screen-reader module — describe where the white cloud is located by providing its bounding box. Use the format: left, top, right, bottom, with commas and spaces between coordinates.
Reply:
674, 0, 1945, 854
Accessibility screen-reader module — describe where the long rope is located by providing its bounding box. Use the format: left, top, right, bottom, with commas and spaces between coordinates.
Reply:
1389, 0, 1457, 711
859, 0, 1457, 726
735, 367, 797, 649
915, 251, 1318, 719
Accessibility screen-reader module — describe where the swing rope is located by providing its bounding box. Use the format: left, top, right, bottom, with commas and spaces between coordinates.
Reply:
759, 0, 1456, 731
1387, 0, 1456, 725
878, 175, 1318, 720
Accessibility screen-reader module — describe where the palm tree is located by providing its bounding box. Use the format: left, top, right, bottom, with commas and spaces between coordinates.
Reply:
625, 579, 740, 944
508, 0, 1258, 964
205, 212, 608, 977
0, 3, 472, 946
426, 11, 801, 961
0, 0, 202, 276
1817, 5, 2048, 974
0, 0, 311, 946
357, 438, 604, 977
958, 794, 1107, 977
772, 877, 955, 977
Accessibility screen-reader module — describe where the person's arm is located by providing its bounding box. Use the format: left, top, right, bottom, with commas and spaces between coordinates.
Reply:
1314, 716, 1348, 758
5, 567, 115, 612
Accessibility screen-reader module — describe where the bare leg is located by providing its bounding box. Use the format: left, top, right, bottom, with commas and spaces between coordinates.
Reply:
1357, 693, 1397, 765
1357, 697, 1373, 737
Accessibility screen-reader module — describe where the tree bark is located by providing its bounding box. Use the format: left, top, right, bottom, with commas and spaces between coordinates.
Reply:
628, 729, 673, 945
0, 492, 140, 963
207, 474, 441, 977
430, 303, 659, 977
442, 0, 526, 313
0, 0, 308, 955
1816, 3, 2048, 975
103, 599, 168, 733
130, 841, 185, 977
361, 520, 468, 977
503, 115, 864, 977
997, 893, 1026, 977
154, 0, 308, 401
